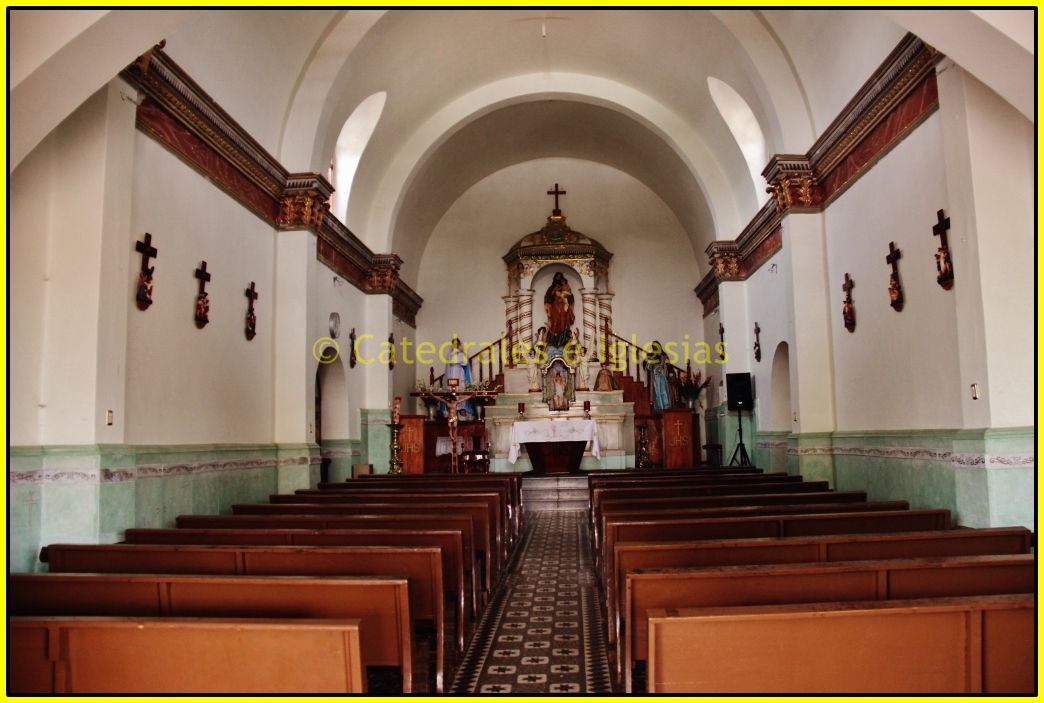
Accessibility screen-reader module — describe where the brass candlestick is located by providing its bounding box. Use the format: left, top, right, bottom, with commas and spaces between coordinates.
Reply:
388, 423, 404, 475
636, 424, 651, 469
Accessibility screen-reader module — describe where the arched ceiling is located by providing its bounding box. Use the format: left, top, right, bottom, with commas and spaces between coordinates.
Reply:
11, 9, 1034, 277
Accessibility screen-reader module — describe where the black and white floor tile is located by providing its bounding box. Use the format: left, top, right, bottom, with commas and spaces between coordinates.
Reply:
450, 511, 613, 694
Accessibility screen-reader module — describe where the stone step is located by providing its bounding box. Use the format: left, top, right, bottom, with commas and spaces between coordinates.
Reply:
521, 474, 590, 511
524, 500, 589, 512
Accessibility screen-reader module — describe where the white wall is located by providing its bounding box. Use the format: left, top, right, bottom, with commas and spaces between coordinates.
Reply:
10, 128, 54, 445
743, 247, 796, 431
125, 134, 276, 444
415, 158, 706, 382
312, 261, 368, 438
824, 112, 963, 431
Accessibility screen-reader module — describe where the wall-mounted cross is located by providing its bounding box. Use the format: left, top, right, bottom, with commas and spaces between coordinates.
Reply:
244, 281, 258, 340
932, 209, 954, 289
134, 233, 158, 310
547, 183, 566, 216
718, 322, 725, 360
194, 261, 211, 328
842, 273, 856, 332
21, 492, 40, 530
885, 242, 904, 311
753, 322, 762, 362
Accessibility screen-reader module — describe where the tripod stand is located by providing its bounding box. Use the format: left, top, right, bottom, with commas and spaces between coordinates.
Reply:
728, 408, 751, 466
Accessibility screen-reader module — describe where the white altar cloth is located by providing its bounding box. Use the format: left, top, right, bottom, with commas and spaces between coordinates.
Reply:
508, 419, 600, 463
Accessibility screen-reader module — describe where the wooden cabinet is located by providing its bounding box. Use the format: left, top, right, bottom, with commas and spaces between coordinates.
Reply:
399, 416, 425, 474
662, 409, 700, 468
422, 420, 488, 473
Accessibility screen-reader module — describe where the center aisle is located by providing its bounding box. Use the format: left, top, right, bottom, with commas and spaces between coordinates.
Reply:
450, 511, 613, 694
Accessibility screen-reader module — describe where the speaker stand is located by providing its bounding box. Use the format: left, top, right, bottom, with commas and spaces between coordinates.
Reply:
729, 409, 751, 466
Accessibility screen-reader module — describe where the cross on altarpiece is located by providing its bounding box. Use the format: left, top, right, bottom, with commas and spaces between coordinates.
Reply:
244, 281, 258, 341
194, 261, 211, 328
134, 233, 158, 310
932, 208, 954, 289
547, 183, 566, 215
885, 242, 904, 311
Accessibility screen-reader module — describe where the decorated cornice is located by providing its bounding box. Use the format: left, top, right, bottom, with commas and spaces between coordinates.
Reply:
503, 213, 613, 280
122, 44, 422, 325
697, 33, 940, 317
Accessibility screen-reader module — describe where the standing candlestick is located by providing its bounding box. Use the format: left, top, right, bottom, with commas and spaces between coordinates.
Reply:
388, 423, 403, 475
517, 402, 525, 421
584, 400, 591, 420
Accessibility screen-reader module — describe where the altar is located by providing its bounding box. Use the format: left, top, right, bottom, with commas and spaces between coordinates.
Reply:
509, 419, 600, 474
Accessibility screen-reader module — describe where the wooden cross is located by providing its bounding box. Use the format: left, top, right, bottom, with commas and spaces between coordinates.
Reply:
21, 492, 39, 530
885, 242, 904, 311
753, 322, 761, 362
136, 233, 158, 272
842, 273, 856, 332
932, 209, 954, 289
932, 209, 951, 248
244, 281, 258, 340
547, 183, 566, 215
718, 322, 725, 360
195, 261, 211, 294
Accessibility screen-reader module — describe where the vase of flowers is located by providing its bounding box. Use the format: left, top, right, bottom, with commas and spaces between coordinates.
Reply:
414, 379, 441, 421
464, 380, 492, 421
673, 367, 712, 410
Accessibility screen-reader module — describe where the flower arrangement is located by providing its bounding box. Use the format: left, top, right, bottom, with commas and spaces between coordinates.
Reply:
463, 379, 491, 392
673, 369, 712, 402
413, 379, 440, 394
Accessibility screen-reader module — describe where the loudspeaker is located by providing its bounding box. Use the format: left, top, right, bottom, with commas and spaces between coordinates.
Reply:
726, 372, 753, 411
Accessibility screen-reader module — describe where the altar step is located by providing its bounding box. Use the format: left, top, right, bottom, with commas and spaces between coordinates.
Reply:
521, 475, 589, 512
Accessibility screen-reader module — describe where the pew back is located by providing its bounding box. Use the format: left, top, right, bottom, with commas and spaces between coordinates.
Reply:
10, 616, 365, 693
646, 594, 1035, 693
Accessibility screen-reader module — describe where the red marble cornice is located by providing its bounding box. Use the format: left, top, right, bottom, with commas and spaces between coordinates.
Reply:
121, 44, 422, 325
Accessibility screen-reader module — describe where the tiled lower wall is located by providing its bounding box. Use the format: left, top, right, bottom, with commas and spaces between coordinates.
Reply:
8, 443, 320, 573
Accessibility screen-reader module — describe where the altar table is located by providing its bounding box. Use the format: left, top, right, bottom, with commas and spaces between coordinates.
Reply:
509, 419, 600, 474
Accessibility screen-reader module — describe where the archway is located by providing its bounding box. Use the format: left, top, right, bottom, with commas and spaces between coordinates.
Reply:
770, 341, 791, 431
315, 348, 351, 481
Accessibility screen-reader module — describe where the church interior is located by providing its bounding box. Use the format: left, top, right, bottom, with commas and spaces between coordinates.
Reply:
8, 9, 1036, 694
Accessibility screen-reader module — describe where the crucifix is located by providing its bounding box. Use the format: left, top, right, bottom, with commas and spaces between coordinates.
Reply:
244, 281, 258, 340
547, 183, 566, 216
194, 261, 211, 328
885, 242, 904, 312
21, 492, 39, 531
349, 328, 357, 368
932, 208, 954, 289
411, 382, 499, 474
718, 322, 725, 360
842, 273, 856, 332
388, 332, 396, 370
134, 233, 158, 310
753, 322, 762, 362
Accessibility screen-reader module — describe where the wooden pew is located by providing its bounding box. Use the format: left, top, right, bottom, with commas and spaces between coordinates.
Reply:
330, 477, 522, 543
124, 527, 470, 652
275, 491, 508, 569
10, 616, 365, 694
646, 594, 1035, 693
602, 508, 951, 647
10, 574, 406, 693
590, 466, 761, 477
597, 492, 877, 578
609, 524, 1028, 656
172, 513, 485, 600
624, 554, 1036, 691
596, 501, 910, 560
232, 502, 500, 586
44, 543, 448, 693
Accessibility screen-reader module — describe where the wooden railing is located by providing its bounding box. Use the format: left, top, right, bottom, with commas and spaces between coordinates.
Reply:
431, 323, 514, 388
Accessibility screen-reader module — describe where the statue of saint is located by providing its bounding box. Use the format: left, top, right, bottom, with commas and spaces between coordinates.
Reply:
543, 272, 575, 349
594, 362, 619, 391
575, 343, 593, 390
526, 348, 542, 392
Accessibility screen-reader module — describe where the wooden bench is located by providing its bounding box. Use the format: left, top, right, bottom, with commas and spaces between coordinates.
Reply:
172, 513, 485, 600
232, 502, 500, 586
595, 501, 910, 560
353, 473, 523, 540
595, 490, 869, 553
276, 491, 508, 568
10, 573, 406, 693
609, 523, 1028, 655
123, 527, 471, 653
624, 554, 1036, 691
10, 616, 365, 693
602, 508, 951, 646
327, 477, 522, 542
646, 594, 1035, 693
590, 466, 761, 477
44, 543, 447, 693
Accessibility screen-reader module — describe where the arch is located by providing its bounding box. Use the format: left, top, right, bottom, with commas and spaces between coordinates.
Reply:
770, 341, 792, 431
315, 351, 351, 441
359, 73, 745, 257
708, 76, 769, 207
330, 91, 386, 224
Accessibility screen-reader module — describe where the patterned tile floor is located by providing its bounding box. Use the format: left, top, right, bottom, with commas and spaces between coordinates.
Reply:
450, 511, 613, 694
